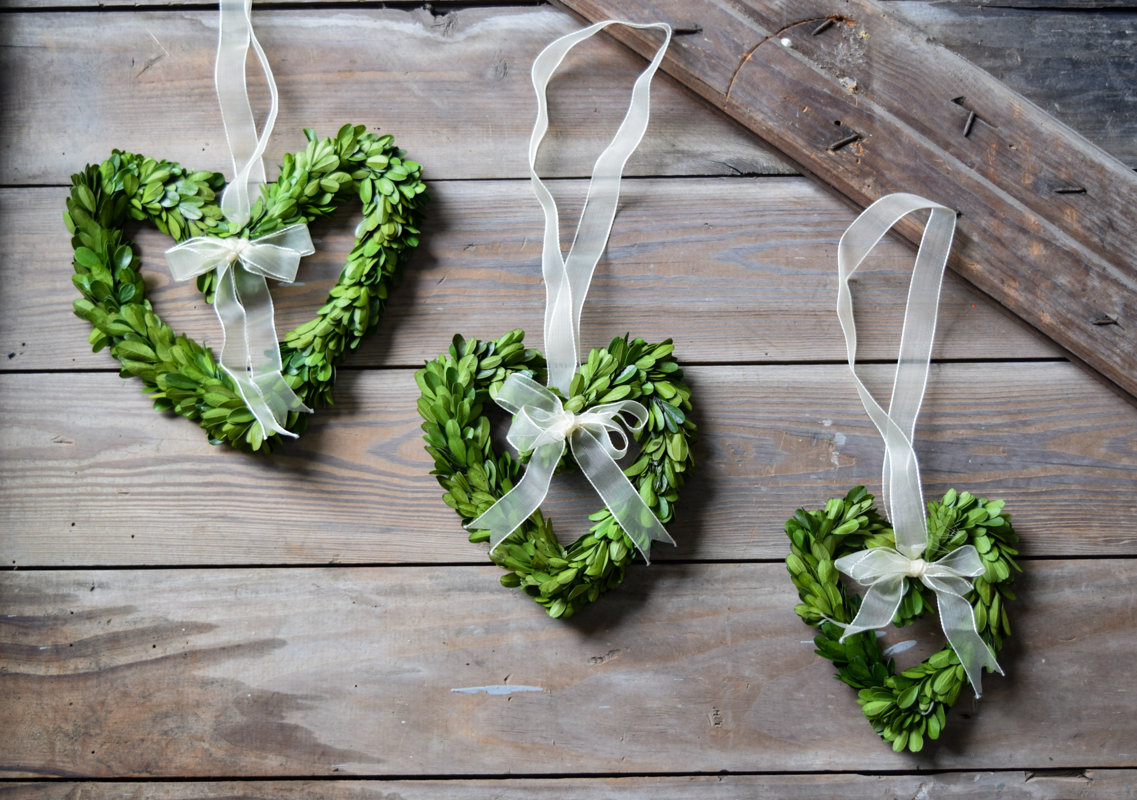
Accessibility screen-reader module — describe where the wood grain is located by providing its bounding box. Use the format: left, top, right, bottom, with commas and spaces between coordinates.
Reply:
3, 772, 1135, 799
2, 561, 1135, 776
2, 361, 1134, 566
911, 1, 1136, 7
0, 7, 782, 185
882, 2, 1137, 163
554, 0, 1137, 401
1, 178, 1058, 374
1, 1, 1135, 793
2, 4, 1135, 184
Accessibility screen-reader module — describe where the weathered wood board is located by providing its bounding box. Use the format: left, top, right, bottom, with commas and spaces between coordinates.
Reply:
554, 0, 1137, 400
2, 561, 1135, 776
2, 5, 1135, 182
2, 1, 1136, 796
4, 773, 1135, 800
3, 361, 1135, 566
882, 2, 1137, 163
0, 8, 781, 184
1, 179, 1059, 374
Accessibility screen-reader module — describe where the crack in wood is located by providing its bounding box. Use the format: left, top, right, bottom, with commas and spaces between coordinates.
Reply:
723, 16, 840, 110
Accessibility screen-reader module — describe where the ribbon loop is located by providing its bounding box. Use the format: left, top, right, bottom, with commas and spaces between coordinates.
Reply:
832, 193, 1000, 696
466, 21, 676, 562
216, 0, 277, 227
468, 374, 673, 561
529, 20, 672, 395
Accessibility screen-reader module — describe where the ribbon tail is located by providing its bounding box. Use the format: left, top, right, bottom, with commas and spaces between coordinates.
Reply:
227, 373, 291, 439
467, 442, 564, 552
571, 428, 674, 565
937, 589, 1002, 698
835, 576, 907, 643
216, 267, 310, 440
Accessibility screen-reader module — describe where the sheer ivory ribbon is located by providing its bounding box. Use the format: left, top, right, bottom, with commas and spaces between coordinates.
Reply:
833, 193, 1001, 697
466, 21, 675, 561
163, 0, 312, 438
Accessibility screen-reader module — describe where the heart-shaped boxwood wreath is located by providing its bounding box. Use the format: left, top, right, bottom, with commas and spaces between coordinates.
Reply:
416, 329, 696, 618
66, 124, 426, 451
785, 486, 1019, 752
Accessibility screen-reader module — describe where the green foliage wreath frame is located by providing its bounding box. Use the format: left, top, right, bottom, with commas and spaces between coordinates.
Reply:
67, 124, 426, 451
417, 330, 697, 618
786, 486, 1019, 752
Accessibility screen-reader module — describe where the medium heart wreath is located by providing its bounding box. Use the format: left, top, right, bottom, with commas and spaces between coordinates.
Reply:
417, 21, 692, 616
67, 125, 425, 451
785, 194, 1022, 751
786, 486, 1019, 752
417, 329, 695, 618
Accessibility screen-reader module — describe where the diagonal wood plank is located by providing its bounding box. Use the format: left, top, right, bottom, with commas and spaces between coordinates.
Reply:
2, 362, 1135, 566
553, 0, 1137, 401
4, 772, 1135, 799
1, 179, 1057, 373
2, 561, 1134, 776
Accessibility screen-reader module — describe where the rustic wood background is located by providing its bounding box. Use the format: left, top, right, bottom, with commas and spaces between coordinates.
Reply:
1, 1, 1135, 797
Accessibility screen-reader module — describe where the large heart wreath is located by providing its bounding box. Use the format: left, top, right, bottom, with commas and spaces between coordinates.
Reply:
785, 486, 1019, 752
66, 124, 426, 451
416, 329, 696, 618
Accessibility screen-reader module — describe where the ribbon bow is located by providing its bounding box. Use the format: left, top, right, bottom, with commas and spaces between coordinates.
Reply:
468, 372, 674, 560
164, 0, 312, 439
831, 193, 1001, 696
165, 225, 314, 437
466, 20, 675, 560
834, 544, 1001, 695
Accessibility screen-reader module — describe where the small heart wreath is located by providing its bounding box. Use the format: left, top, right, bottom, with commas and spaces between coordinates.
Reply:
785, 486, 1020, 752
416, 329, 696, 618
66, 124, 426, 451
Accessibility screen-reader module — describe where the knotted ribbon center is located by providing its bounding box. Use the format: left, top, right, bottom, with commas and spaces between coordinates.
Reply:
470, 373, 673, 561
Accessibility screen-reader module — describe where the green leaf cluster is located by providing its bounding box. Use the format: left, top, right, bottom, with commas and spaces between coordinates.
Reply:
784, 486, 1020, 752
66, 124, 427, 451
416, 330, 697, 618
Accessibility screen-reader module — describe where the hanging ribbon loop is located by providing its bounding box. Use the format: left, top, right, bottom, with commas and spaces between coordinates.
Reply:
529, 20, 672, 394
833, 193, 1001, 696
466, 21, 675, 560
164, 0, 312, 439
215, 0, 277, 227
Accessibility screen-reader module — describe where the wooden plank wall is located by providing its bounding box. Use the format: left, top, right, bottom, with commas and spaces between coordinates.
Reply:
2, 1, 1136, 798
